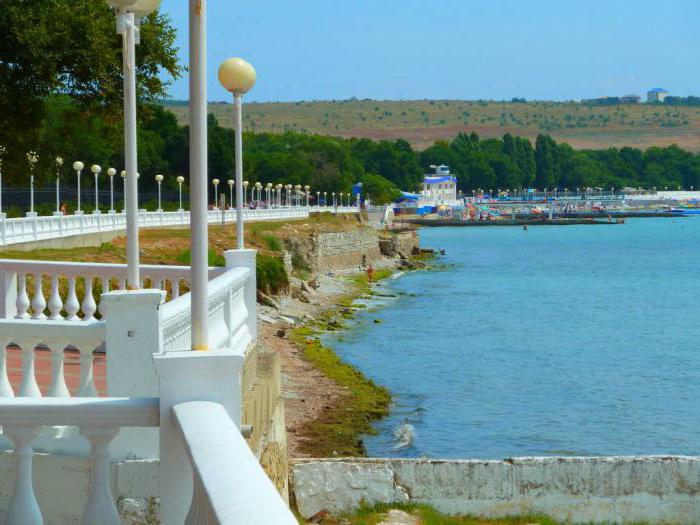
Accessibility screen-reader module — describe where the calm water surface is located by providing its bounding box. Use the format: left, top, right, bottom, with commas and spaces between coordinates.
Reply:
323, 218, 700, 459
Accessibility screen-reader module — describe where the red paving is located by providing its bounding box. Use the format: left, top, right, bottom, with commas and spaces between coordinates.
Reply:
6, 346, 107, 397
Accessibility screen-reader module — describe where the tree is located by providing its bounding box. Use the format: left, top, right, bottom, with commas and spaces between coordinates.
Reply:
0, 0, 182, 180
534, 135, 560, 189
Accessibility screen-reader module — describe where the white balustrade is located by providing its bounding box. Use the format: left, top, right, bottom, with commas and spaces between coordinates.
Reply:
0, 205, 341, 248
0, 397, 159, 525
0, 259, 225, 321
0, 319, 105, 399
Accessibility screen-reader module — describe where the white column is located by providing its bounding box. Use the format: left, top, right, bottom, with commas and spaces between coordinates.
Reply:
234, 93, 244, 249
0, 269, 17, 319
154, 351, 245, 525
102, 289, 164, 459
189, 0, 209, 351
120, 12, 140, 288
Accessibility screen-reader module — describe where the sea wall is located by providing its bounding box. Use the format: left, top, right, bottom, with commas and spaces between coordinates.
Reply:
378, 228, 419, 257
292, 456, 700, 524
313, 229, 381, 271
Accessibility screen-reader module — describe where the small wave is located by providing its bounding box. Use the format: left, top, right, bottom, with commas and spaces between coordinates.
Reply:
392, 423, 416, 450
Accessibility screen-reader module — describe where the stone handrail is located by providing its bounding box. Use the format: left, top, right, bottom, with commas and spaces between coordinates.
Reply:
0, 259, 225, 320
0, 205, 359, 248
160, 266, 251, 353
173, 400, 296, 525
0, 396, 159, 525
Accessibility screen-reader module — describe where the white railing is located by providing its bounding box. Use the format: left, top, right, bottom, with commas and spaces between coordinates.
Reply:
0, 397, 159, 525
173, 401, 295, 524
0, 204, 362, 248
0, 319, 105, 399
0, 259, 225, 321
0, 249, 296, 523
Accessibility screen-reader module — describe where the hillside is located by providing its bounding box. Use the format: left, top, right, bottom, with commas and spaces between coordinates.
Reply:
164, 99, 700, 151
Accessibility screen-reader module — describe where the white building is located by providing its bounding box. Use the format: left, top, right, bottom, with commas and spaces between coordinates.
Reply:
647, 88, 669, 103
420, 165, 461, 206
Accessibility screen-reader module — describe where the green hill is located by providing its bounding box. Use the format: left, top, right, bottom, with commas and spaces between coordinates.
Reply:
165, 99, 700, 151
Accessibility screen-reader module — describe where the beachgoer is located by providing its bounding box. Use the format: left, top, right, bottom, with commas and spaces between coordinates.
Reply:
60, 202, 67, 215
367, 264, 374, 283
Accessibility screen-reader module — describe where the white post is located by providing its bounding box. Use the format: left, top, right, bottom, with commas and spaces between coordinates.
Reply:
29, 174, 34, 214
56, 176, 60, 214
102, 289, 164, 459
190, 0, 208, 351
0, 269, 17, 319
109, 171, 115, 212
118, 11, 141, 288
154, 351, 245, 525
224, 249, 257, 340
234, 93, 245, 249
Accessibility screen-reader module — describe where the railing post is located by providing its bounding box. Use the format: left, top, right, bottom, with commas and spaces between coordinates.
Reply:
224, 249, 257, 341
101, 289, 164, 459
154, 351, 244, 525
0, 268, 17, 319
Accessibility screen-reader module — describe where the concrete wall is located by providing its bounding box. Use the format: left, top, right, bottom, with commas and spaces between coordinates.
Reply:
378, 229, 419, 257
292, 456, 700, 524
1, 229, 126, 252
314, 229, 381, 271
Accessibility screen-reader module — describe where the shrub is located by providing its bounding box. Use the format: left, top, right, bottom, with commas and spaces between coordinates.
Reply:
256, 254, 288, 295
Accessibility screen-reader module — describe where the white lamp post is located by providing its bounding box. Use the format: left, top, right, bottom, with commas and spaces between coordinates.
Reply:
212, 178, 220, 209
155, 174, 164, 211
107, 168, 116, 212
218, 56, 256, 249
243, 180, 249, 206
255, 182, 262, 205
266, 183, 273, 206
276, 184, 283, 207
316, 191, 320, 207
120, 170, 127, 212
27, 151, 39, 215
0, 145, 5, 217
305, 185, 310, 207
227, 179, 234, 209
106, 0, 162, 289
324, 191, 328, 207
91, 164, 102, 213
339, 192, 344, 207
176, 176, 185, 211
332, 192, 336, 208
55, 157, 64, 215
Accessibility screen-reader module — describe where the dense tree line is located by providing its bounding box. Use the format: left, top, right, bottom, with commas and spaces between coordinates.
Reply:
3, 99, 700, 204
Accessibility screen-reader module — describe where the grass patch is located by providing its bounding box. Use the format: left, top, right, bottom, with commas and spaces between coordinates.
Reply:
262, 234, 282, 252
257, 254, 289, 295
175, 248, 225, 267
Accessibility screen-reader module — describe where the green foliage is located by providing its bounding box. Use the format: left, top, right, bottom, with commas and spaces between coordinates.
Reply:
0, 1, 182, 180
256, 254, 288, 295
175, 248, 225, 268
262, 234, 282, 252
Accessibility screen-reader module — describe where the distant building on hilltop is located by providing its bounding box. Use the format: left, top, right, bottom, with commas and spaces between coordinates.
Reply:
647, 88, 669, 103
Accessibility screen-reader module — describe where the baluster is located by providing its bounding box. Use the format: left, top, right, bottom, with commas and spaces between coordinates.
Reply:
17, 339, 41, 397
4, 426, 42, 525
48, 275, 64, 320
65, 276, 81, 321
30, 273, 47, 320
80, 427, 120, 525
0, 339, 15, 397
78, 346, 97, 397
47, 341, 70, 398
118, 277, 127, 290
98, 276, 110, 318
185, 470, 212, 525
15, 273, 30, 319
171, 279, 180, 300
82, 277, 97, 321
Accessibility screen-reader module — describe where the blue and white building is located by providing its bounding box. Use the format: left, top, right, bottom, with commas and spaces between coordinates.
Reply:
420, 165, 460, 206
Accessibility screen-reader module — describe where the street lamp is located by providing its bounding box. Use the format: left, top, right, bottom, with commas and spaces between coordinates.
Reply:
212, 178, 220, 209
0, 145, 5, 217
27, 151, 39, 215
316, 191, 320, 207
266, 183, 273, 206
276, 184, 283, 207
323, 191, 328, 207
332, 192, 336, 208
218, 56, 256, 249
107, 168, 116, 212
243, 180, 249, 206
120, 170, 127, 212
55, 157, 64, 215
305, 185, 310, 207
106, 0, 162, 289
176, 176, 185, 211
228, 179, 234, 209
286, 184, 292, 207
91, 164, 102, 213
155, 174, 164, 211
256, 182, 262, 204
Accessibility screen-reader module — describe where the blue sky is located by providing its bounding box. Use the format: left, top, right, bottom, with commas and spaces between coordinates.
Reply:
161, 0, 699, 103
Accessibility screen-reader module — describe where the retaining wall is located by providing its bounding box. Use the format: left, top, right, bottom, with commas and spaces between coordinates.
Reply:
314, 229, 381, 271
292, 456, 700, 523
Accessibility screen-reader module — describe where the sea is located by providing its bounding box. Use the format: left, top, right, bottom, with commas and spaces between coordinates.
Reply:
321, 217, 700, 459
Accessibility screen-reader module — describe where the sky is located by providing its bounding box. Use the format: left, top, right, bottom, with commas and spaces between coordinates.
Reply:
160, 0, 700, 103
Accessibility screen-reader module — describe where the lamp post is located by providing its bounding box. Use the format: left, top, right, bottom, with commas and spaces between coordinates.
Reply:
323, 191, 327, 207
305, 185, 310, 207
27, 151, 38, 215
286, 184, 292, 206
55, 157, 64, 215
332, 192, 336, 208
0, 145, 5, 217
176, 176, 185, 211
243, 180, 249, 206
266, 183, 273, 206
120, 170, 127, 212
106, 0, 162, 289
276, 184, 282, 207
227, 179, 234, 209
91, 164, 102, 213
316, 191, 320, 208
107, 168, 116, 212
155, 174, 164, 211
212, 178, 220, 210
256, 182, 262, 205
218, 56, 256, 249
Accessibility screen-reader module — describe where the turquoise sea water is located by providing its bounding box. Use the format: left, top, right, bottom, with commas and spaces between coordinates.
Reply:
323, 218, 700, 459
